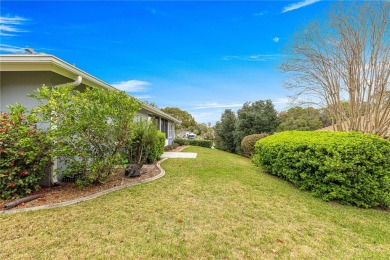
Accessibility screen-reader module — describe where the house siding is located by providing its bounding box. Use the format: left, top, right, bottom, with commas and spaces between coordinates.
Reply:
0, 71, 50, 111
0, 62, 178, 184
0, 71, 88, 112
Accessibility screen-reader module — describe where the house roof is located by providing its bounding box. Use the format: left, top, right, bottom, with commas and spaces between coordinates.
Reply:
0, 53, 180, 124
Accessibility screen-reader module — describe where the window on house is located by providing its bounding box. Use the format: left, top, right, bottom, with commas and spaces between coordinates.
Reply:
160, 119, 168, 137
168, 123, 175, 138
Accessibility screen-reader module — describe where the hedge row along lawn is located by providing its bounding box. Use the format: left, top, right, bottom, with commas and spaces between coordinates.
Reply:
1, 147, 389, 259
253, 131, 390, 208
175, 138, 213, 148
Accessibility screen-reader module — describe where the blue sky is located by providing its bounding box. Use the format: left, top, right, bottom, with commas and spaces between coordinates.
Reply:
0, 0, 334, 124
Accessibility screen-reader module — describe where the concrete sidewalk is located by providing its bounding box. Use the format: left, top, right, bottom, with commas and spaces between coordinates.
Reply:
161, 152, 197, 159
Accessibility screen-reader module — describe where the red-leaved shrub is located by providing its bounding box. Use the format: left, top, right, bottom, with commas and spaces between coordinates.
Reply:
0, 104, 51, 199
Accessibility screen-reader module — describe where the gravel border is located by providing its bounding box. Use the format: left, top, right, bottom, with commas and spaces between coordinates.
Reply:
0, 158, 168, 216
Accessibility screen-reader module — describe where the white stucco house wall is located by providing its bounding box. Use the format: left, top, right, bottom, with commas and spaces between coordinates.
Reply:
0, 52, 180, 185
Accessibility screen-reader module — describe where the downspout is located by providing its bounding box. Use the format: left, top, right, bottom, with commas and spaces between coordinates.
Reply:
51, 75, 83, 185
54, 75, 82, 88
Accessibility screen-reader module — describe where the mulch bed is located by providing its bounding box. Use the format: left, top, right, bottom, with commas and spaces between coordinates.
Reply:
0, 145, 189, 211
0, 163, 160, 211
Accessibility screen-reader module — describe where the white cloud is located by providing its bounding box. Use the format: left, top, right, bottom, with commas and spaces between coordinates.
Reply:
273, 37, 280, 43
193, 102, 243, 110
272, 98, 290, 105
282, 0, 321, 13
148, 8, 167, 16
0, 32, 15, 37
111, 80, 151, 92
134, 95, 153, 100
0, 16, 28, 36
0, 44, 25, 53
253, 11, 267, 16
190, 111, 220, 124
269, 98, 291, 112
0, 24, 25, 33
222, 54, 280, 62
0, 16, 27, 24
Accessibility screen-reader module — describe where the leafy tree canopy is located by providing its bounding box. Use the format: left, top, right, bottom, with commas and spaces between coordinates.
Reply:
234, 100, 279, 152
277, 107, 323, 132
161, 107, 197, 129
214, 109, 237, 153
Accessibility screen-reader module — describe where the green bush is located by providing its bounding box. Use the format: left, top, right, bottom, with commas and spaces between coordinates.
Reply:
175, 138, 189, 146
253, 131, 390, 208
0, 104, 51, 199
189, 139, 213, 148
147, 131, 166, 163
126, 120, 164, 166
175, 138, 213, 148
31, 85, 141, 186
241, 133, 269, 157
164, 143, 179, 151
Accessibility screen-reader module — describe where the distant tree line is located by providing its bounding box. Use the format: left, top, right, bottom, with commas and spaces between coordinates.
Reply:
161, 107, 214, 139
161, 101, 336, 154
214, 99, 334, 154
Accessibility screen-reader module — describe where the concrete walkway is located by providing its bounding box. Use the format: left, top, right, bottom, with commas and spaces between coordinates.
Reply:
161, 152, 197, 159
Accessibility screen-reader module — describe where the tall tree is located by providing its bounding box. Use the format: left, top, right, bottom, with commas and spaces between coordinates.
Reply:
214, 109, 237, 153
277, 107, 322, 132
196, 123, 208, 136
318, 107, 332, 128
234, 100, 279, 152
281, 1, 390, 137
161, 107, 197, 129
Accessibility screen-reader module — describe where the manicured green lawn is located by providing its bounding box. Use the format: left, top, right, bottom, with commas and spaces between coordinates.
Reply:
1, 147, 389, 259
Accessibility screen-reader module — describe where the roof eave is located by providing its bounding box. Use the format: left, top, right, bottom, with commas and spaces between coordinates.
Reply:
0, 54, 180, 123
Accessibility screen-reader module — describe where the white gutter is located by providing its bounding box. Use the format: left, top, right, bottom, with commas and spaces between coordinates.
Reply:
50, 75, 83, 184
0, 54, 117, 91
54, 75, 82, 88
0, 54, 180, 122
141, 102, 181, 124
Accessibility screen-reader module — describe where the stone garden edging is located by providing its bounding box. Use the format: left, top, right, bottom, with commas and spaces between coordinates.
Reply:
0, 158, 168, 216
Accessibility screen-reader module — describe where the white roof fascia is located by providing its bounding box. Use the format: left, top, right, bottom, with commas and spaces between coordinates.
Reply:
142, 102, 181, 124
0, 54, 181, 123
0, 54, 117, 91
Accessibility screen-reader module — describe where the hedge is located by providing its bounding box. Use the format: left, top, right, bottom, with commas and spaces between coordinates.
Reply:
126, 121, 165, 166
241, 133, 269, 157
147, 131, 166, 163
175, 138, 213, 148
253, 131, 390, 208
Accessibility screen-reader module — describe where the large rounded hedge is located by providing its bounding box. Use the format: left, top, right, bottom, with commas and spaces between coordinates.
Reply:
253, 131, 390, 208
241, 133, 269, 158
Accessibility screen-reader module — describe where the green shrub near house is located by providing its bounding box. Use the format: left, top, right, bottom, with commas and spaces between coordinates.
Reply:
31, 85, 141, 186
0, 104, 52, 199
125, 120, 165, 167
174, 138, 188, 146
147, 130, 166, 163
240, 133, 269, 158
253, 131, 390, 208
175, 138, 213, 148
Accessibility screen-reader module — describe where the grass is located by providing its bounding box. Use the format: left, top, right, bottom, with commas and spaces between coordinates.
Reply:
1, 147, 389, 259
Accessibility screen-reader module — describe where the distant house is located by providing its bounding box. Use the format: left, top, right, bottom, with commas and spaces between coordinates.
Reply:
0, 52, 180, 145
177, 130, 196, 139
